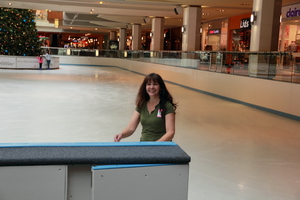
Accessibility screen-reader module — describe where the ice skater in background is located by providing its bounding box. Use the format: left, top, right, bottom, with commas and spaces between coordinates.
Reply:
45, 51, 52, 69
37, 55, 43, 70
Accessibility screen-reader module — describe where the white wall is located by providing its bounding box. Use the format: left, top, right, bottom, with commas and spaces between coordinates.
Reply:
59, 56, 300, 118
0, 55, 59, 69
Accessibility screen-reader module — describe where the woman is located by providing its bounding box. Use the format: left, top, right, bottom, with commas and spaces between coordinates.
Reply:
114, 73, 177, 142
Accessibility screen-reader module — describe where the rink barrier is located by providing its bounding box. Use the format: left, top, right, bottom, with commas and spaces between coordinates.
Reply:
0, 55, 59, 69
0, 142, 190, 200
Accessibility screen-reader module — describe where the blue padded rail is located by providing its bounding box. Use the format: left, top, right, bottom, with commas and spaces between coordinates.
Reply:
0, 142, 177, 148
0, 142, 190, 166
92, 164, 178, 170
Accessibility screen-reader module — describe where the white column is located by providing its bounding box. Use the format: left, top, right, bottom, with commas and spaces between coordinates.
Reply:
250, 0, 282, 51
150, 17, 164, 51
182, 6, 202, 51
132, 24, 141, 50
279, 22, 286, 51
249, 0, 282, 77
119, 28, 127, 50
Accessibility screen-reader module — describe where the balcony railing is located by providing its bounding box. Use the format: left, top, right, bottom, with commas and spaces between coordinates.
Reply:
42, 47, 300, 84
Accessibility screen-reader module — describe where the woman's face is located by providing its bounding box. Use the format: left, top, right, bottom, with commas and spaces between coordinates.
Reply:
146, 80, 160, 97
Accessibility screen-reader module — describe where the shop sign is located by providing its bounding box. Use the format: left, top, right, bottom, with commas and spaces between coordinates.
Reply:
282, 3, 300, 20
240, 18, 251, 29
208, 29, 221, 35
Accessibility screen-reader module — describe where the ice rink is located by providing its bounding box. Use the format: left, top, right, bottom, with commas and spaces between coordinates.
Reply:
1, 65, 300, 200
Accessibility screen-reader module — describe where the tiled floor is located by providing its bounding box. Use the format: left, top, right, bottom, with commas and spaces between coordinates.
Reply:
1, 65, 300, 200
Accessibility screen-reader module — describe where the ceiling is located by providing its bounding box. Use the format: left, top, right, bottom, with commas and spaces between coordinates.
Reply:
0, 0, 300, 35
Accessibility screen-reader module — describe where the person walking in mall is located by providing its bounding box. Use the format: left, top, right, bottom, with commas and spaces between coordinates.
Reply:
114, 73, 177, 142
45, 51, 52, 69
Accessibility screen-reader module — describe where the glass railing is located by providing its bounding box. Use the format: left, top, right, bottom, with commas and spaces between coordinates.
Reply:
42, 47, 299, 84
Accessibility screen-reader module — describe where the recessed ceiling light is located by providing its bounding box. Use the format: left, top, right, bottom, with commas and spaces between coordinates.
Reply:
8, 3, 12, 6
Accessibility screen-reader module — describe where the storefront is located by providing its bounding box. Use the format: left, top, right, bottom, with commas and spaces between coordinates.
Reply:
202, 19, 228, 51
206, 28, 221, 50
227, 13, 251, 51
280, 3, 300, 52
231, 18, 251, 51
63, 36, 99, 49
226, 14, 251, 67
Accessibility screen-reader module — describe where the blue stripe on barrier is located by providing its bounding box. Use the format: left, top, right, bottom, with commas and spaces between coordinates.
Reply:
92, 164, 177, 170
0, 141, 177, 148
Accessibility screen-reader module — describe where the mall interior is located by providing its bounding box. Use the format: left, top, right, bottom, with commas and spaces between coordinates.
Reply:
1, 0, 300, 200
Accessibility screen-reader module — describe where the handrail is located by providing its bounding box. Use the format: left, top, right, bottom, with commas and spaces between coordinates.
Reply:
41, 47, 299, 84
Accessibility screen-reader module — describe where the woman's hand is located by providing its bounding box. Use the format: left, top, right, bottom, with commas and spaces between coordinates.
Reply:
114, 111, 140, 142
114, 133, 123, 142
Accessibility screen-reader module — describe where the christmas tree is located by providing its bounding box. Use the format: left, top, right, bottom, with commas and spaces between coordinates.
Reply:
0, 7, 41, 56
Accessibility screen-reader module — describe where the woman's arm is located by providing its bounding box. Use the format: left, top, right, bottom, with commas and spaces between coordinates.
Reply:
114, 110, 140, 142
157, 112, 175, 141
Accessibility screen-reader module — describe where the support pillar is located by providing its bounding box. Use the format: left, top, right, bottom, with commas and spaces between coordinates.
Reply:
182, 6, 202, 51
249, 0, 282, 77
119, 28, 127, 50
250, 0, 282, 51
110, 31, 117, 41
132, 24, 141, 50
279, 22, 286, 51
150, 17, 164, 51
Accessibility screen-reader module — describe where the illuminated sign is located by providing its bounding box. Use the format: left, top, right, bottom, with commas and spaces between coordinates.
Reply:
240, 18, 251, 29
208, 29, 221, 35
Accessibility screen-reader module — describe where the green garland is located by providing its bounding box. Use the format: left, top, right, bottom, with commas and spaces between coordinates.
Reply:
0, 7, 42, 56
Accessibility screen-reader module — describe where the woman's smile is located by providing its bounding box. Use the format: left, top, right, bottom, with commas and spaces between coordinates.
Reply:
146, 81, 160, 96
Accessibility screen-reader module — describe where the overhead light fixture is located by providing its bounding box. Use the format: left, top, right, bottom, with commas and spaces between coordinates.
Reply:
8, 2, 12, 6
